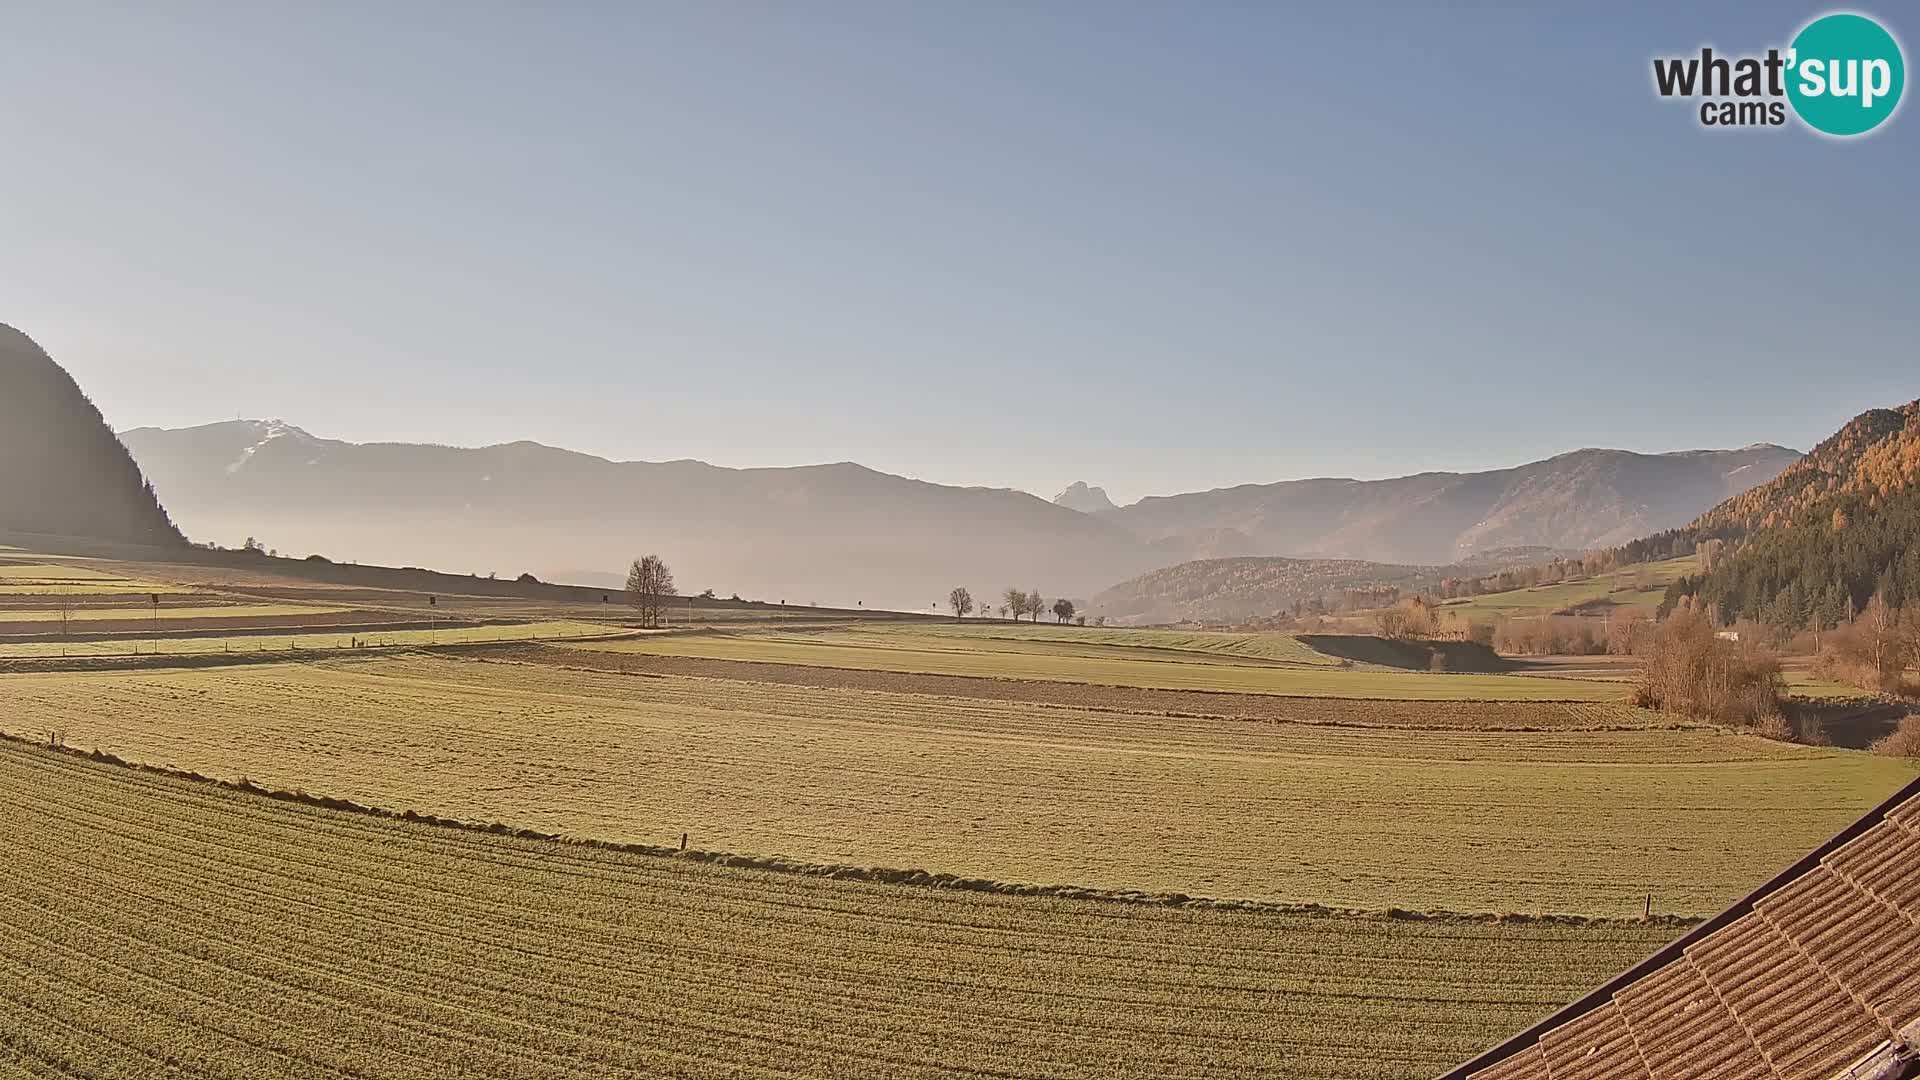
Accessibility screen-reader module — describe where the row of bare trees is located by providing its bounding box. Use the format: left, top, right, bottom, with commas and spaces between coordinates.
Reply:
1002, 588, 1075, 623
619, 564, 1088, 628
944, 587, 1079, 624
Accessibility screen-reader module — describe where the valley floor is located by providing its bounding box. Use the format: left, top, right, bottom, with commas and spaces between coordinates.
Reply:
3, 554, 1915, 1079
5, 653, 1909, 916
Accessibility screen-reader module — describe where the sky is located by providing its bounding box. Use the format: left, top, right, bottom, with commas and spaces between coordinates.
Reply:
1, 1, 1915, 505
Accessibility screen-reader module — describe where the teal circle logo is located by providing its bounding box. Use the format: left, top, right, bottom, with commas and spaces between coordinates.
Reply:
1787, 13, 1905, 136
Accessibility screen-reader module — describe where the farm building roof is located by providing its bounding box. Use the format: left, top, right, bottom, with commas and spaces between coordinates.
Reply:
1440, 773, 1920, 1080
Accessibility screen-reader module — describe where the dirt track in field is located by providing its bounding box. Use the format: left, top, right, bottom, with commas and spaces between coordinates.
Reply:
476, 643, 1669, 731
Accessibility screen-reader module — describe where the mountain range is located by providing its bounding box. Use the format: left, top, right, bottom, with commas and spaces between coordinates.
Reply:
122, 418, 1799, 612
1056, 444, 1799, 566
120, 420, 1148, 610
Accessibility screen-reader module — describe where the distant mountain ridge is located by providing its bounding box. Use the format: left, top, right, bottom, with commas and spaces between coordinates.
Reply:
1094, 444, 1799, 566
121, 420, 1152, 611
0, 324, 181, 547
123, 418, 1798, 612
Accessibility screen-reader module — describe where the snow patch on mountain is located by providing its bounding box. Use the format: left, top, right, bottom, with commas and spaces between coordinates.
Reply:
225, 419, 320, 475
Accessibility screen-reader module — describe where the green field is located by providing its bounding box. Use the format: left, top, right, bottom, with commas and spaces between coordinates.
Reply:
0, 619, 618, 658
0, 737, 1678, 1080
1440, 556, 1698, 619
567, 626, 1625, 701
926, 623, 1344, 664
0, 602, 351, 623
6, 655, 1907, 916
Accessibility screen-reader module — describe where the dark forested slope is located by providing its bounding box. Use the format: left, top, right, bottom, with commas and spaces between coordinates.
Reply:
0, 324, 182, 547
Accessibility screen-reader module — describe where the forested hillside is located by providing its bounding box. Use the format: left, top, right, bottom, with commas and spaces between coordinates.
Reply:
0, 324, 182, 547
1660, 400, 1920, 628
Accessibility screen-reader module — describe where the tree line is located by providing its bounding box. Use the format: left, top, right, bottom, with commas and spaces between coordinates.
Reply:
617, 560, 1095, 629
946, 586, 1085, 624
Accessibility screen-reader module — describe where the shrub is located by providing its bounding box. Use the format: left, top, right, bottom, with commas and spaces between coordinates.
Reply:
1872, 715, 1920, 757
1748, 713, 1794, 743
1792, 712, 1832, 747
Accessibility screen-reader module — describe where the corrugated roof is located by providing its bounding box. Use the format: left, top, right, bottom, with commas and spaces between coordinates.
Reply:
1440, 774, 1920, 1080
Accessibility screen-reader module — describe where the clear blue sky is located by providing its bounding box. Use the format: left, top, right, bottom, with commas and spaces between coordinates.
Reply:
2, 1, 1913, 503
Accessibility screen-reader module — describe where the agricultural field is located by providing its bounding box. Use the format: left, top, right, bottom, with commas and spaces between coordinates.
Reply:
1440, 555, 1699, 620
920, 623, 1344, 665
0, 602, 351, 623
0, 619, 619, 659
6, 655, 1910, 916
0, 558, 195, 595
0, 552, 951, 632
567, 626, 1625, 701
0, 739, 1676, 1079
512, 642, 1657, 726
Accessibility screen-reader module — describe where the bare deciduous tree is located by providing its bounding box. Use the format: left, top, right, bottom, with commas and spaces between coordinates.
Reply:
948, 587, 973, 621
55, 588, 77, 655
1605, 608, 1649, 656
1002, 588, 1027, 622
625, 554, 677, 629
1027, 588, 1043, 623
